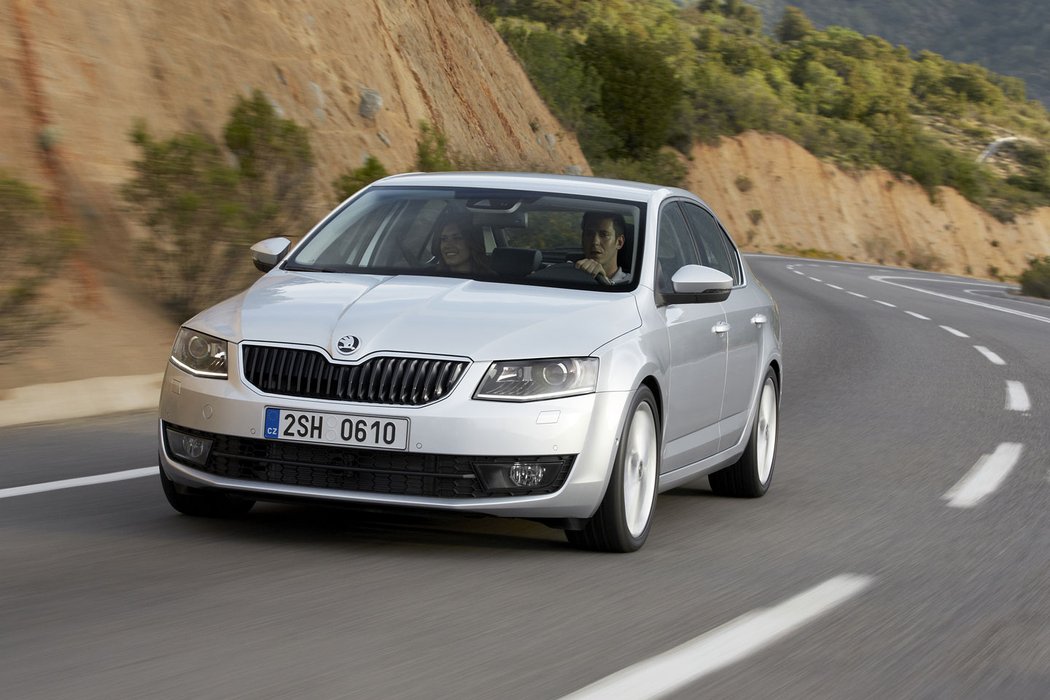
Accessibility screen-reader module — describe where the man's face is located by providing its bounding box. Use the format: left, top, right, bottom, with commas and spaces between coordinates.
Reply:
581, 217, 624, 275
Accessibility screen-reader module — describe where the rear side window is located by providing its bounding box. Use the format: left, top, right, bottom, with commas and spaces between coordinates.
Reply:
680, 202, 742, 285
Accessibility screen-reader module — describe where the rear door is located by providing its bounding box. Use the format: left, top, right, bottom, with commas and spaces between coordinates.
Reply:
655, 201, 727, 472
680, 202, 763, 451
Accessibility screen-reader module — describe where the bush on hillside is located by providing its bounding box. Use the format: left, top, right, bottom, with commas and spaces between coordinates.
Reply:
333, 155, 390, 201
0, 174, 74, 362
123, 91, 316, 321
1019, 256, 1050, 298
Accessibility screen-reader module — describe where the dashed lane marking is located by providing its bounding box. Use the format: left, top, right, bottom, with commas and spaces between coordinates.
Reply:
940, 325, 970, 338
560, 575, 874, 700
974, 346, 1006, 365
1005, 381, 1031, 412
905, 311, 931, 320
0, 467, 159, 499
943, 443, 1024, 508
809, 277, 823, 282
826, 284, 843, 290
874, 300, 896, 307
848, 292, 868, 298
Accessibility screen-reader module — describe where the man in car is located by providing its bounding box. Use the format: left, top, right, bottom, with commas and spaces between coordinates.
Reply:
574, 211, 629, 284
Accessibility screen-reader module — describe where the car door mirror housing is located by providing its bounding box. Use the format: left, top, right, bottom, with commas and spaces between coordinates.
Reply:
251, 237, 292, 272
665, 265, 733, 304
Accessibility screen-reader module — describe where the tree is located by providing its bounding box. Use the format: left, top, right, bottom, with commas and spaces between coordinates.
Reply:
580, 28, 683, 156
775, 6, 814, 43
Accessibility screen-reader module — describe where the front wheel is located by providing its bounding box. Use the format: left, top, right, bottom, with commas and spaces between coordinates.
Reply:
566, 386, 660, 552
709, 368, 779, 498
160, 464, 255, 517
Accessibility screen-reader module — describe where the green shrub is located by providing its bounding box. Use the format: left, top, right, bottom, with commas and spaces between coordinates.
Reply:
0, 174, 74, 362
1019, 256, 1050, 298
123, 91, 316, 321
415, 121, 454, 172
333, 155, 390, 200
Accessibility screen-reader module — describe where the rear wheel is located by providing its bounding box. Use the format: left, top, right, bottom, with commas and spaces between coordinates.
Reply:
566, 386, 660, 552
160, 464, 255, 517
709, 368, 778, 497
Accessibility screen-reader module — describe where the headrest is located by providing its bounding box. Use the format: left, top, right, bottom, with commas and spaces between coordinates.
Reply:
491, 247, 542, 277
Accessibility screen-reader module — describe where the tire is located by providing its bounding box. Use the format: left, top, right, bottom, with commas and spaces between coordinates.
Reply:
566, 386, 660, 553
709, 368, 778, 498
159, 464, 255, 518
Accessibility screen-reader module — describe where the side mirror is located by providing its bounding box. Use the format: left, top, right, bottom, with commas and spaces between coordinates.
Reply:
250, 237, 291, 273
665, 265, 733, 304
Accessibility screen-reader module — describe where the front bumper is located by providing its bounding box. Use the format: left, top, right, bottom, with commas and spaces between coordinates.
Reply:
158, 361, 632, 519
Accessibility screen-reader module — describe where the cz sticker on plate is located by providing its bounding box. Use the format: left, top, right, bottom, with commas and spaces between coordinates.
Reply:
264, 407, 409, 450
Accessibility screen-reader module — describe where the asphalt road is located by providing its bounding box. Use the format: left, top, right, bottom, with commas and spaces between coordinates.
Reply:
2, 256, 1048, 699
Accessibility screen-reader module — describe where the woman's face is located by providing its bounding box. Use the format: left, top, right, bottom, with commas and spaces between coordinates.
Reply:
439, 223, 472, 272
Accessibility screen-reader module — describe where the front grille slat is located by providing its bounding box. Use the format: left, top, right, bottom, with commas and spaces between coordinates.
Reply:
242, 345, 469, 407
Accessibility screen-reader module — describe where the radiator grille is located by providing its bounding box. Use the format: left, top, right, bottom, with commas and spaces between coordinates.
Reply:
242, 345, 468, 406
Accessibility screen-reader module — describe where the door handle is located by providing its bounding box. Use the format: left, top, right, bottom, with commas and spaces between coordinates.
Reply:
712, 321, 730, 335
751, 314, 768, 326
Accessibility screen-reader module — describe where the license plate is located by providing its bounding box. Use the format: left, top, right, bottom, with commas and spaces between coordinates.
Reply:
264, 407, 409, 450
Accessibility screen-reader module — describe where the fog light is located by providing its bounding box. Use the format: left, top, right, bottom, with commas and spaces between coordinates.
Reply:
165, 427, 213, 466
508, 462, 546, 487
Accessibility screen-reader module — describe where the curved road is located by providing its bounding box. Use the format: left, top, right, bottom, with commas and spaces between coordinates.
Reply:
2, 256, 1048, 699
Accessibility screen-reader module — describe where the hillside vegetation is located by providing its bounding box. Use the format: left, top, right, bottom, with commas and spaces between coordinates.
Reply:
477, 0, 1050, 222
748, 0, 1050, 108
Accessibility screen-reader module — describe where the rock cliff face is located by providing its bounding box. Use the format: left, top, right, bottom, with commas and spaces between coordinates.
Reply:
688, 132, 1050, 278
0, 0, 588, 267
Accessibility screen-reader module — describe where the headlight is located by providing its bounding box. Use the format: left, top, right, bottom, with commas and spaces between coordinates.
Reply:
474, 358, 598, 402
170, 328, 228, 378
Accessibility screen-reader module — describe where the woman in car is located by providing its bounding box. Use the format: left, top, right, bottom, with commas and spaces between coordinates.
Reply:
433, 214, 492, 275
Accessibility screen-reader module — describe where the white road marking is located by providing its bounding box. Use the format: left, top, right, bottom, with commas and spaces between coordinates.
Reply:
870, 276, 1050, 325
826, 284, 844, 290
793, 270, 805, 275
560, 575, 874, 700
940, 325, 970, 338
943, 443, 1023, 508
974, 346, 1006, 365
874, 300, 896, 307
0, 467, 159, 499
904, 311, 931, 320
848, 292, 867, 298
1005, 381, 1031, 412
809, 277, 823, 282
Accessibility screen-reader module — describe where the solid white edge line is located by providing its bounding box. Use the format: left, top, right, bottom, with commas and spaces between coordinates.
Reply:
1005, 381, 1031, 412
904, 311, 931, 320
874, 300, 896, 307
974, 345, 1006, 365
0, 467, 159, 499
944, 444, 1023, 508
560, 574, 874, 700
870, 276, 1050, 325
940, 325, 970, 338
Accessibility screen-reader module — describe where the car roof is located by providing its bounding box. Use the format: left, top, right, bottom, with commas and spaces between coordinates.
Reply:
369, 171, 700, 204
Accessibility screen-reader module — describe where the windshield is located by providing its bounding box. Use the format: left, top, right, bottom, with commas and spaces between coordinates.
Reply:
286, 186, 645, 290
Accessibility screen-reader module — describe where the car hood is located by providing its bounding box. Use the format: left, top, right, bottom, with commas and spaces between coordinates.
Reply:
189, 272, 641, 360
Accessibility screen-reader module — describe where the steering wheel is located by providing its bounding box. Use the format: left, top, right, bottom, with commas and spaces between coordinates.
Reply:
530, 262, 613, 285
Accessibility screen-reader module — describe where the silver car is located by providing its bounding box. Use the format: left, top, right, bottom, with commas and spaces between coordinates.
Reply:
158, 172, 782, 552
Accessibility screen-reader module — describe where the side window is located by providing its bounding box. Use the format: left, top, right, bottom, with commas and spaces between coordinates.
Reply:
656, 203, 700, 294
680, 203, 741, 285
